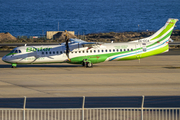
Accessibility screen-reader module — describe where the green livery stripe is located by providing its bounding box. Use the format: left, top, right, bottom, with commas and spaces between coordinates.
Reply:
70, 50, 134, 64
70, 43, 168, 64
119, 44, 168, 60
70, 55, 108, 64
70, 34, 169, 64
151, 20, 175, 41
6, 53, 17, 56
147, 30, 172, 48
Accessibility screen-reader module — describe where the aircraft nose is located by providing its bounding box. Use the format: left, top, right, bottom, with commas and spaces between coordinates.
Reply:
2, 55, 7, 62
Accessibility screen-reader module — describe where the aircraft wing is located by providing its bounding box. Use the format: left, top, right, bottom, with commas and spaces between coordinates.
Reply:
68, 38, 103, 51
69, 38, 88, 43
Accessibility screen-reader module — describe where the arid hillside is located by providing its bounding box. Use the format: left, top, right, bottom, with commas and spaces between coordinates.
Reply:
0, 32, 17, 42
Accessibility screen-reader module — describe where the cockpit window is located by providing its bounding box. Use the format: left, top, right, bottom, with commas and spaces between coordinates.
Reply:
10, 50, 21, 53
10, 50, 15, 53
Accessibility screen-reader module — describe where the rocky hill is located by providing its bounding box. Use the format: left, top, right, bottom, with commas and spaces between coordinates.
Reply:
53, 31, 77, 40
84, 30, 180, 42
0, 32, 17, 42
0, 30, 179, 43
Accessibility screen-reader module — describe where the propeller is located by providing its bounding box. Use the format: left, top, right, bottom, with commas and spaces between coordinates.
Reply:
30, 47, 40, 63
65, 33, 71, 61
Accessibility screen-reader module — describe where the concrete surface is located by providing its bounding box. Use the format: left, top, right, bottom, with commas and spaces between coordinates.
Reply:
0, 55, 180, 98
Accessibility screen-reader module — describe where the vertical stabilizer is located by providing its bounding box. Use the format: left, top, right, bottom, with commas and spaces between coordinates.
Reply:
149, 18, 178, 42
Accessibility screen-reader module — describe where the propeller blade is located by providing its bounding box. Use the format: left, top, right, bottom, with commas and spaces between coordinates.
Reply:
31, 57, 38, 63
47, 56, 54, 59
65, 33, 71, 61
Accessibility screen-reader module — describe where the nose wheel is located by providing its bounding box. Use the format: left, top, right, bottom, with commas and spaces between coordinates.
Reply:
11, 63, 17, 68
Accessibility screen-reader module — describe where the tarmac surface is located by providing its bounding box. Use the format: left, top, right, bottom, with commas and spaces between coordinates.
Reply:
0, 50, 180, 98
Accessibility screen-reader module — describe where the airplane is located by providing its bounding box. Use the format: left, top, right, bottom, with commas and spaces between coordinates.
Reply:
2, 18, 179, 68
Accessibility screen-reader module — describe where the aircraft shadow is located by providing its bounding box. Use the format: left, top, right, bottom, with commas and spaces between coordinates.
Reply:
0, 64, 81, 68
164, 67, 180, 69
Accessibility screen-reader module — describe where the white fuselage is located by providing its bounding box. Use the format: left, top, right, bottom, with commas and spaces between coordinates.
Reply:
2, 42, 149, 64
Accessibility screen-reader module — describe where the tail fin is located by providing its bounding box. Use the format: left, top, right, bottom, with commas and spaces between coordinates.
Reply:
149, 18, 178, 42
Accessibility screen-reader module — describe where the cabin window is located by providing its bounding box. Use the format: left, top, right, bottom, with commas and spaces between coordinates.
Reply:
116, 49, 119, 52
42, 52, 44, 54
127, 49, 129, 51
131, 48, 133, 51
56, 51, 59, 54
98, 50, 100, 52
18, 50, 21, 53
15, 50, 18, 53
46, 52, 48, 54
79, 51, 81, 53
75, 51, 77, 53
90, 50, 92, 53
53, 51, 55, 54
82, 51, 84, 53
94, 50, 96, 53
60, 51, 62, 54
113, 49, 115, 52
102, 50, 104, 52
109, 49, 111, 52
105, 50, 107, 52
49, 51, 51, 54
71, 51, 73, 54
86, 51, 88, 53
120, 49, 122, 52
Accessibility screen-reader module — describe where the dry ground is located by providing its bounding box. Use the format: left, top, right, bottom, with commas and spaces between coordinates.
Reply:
0, 55, 180, 98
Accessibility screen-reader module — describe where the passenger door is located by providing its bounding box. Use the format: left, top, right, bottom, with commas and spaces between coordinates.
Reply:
142, 43, 147, 52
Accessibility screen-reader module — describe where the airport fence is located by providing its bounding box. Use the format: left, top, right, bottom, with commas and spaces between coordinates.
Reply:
0, 96, 180, 120
0, 108, 180, 120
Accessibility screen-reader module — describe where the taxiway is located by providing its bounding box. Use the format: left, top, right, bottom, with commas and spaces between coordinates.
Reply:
0, 53, 180, 98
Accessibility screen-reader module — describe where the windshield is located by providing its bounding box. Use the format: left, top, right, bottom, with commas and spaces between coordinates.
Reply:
10, 50, 21, 53
10, 50, 15, 53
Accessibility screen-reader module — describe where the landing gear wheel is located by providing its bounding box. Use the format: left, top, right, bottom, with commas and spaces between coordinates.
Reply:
11, 66, 16, 68
86, 62, 93, 68
11, 63, 17, 68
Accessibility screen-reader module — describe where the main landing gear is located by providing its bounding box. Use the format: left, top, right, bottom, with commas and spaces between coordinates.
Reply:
82, 59, 93, 68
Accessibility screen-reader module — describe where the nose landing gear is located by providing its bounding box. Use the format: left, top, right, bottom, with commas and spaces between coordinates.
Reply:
11, 63, 17, 68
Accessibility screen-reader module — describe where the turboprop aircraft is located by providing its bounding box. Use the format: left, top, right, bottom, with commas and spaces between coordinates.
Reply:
2, 18, 178, 68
